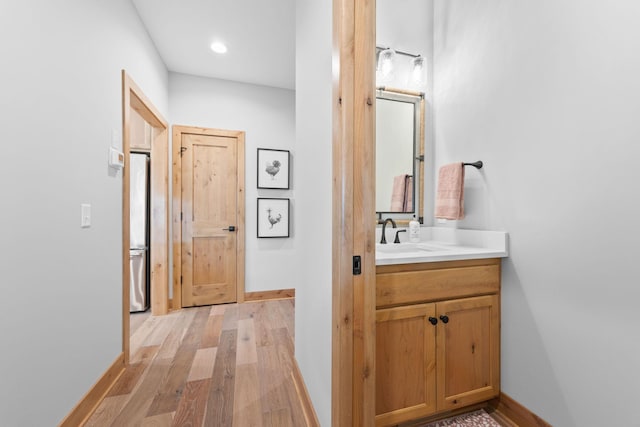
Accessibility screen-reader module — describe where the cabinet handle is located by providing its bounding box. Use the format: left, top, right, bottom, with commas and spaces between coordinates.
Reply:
428, 317, 438, 325
439, 315, 449, 324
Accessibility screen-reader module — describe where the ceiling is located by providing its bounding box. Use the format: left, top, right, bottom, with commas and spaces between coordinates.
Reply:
131, 0, 296, 90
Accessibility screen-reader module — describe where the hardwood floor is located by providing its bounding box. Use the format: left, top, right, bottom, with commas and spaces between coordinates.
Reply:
86, 299, 305, 427
130, 310, 151, 336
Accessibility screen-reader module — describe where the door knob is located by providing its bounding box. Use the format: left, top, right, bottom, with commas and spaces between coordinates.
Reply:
428, 317, 438, 325
223, 226, 236, 232
439, 315, 449, 324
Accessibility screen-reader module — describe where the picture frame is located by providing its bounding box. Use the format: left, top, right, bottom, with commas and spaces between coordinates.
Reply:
257, 198, 290, 238
257, 148, 290, 189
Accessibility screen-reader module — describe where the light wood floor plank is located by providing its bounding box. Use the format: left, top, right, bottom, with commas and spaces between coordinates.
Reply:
147, 307, 209, 417
156, 308, 196, 360
111, 357, 172, 426
155, 327, 186, 362
130, 310, 152, 335
187, 347, 217, 382
171, 379, 210, 427
277, 299, 295, 338
232, 363, 264, 427
221, 304, 239, 330
84, 395, 129, 427
236, 318, 258, 365
209, 304, 227, 317
143, 313, 178, 347
130, 345, 160, 365
236, 300, 256, 320
253, 302, 276, 347
257, 345, 297, 425
200, 314, 224, 348
141, 412, 174, 427
205, 329, 237, 425
130, 315, 160, 352
263, 408, 294, 427
85, 299, 309, 426
273, 328, 295, 368
264, 302, 287, 331
106, 361, 148, 397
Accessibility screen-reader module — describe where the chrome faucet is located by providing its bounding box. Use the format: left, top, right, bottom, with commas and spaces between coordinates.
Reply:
380, 218, 397, 244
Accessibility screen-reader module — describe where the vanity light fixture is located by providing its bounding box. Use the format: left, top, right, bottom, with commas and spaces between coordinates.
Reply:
409, 55, 426, 88
376, 45, 425, 89
377, 48, 396, 83
210, 41, 228, 54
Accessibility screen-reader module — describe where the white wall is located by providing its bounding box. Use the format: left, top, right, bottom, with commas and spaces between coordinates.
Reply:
169, 73, 296, 293
0, 1, 168, 425
434, 1, 640, 425
295, 0, 333, 425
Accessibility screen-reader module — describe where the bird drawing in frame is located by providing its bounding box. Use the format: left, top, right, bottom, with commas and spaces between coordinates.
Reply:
265, 159, 281, 180
266, 207, 282, 229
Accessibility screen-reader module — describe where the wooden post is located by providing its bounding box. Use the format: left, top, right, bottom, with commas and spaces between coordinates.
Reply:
332, 0, 376, 424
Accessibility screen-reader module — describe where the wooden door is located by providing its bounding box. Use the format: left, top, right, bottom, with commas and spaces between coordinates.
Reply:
178, 128, 244, 307
375, 304, 437, 426
436, 295, 500, 411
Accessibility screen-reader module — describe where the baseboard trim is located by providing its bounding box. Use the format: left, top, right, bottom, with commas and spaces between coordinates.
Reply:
245, 288, 295, 302
488, 392, 552, 427
58, 353, 125, 427
291, 359, 320, 427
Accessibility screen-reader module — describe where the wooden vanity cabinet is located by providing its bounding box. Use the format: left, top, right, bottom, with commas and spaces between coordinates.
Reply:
375, 259, 501, 427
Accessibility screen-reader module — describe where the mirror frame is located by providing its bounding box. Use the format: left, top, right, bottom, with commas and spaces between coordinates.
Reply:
375, 86, 425, 225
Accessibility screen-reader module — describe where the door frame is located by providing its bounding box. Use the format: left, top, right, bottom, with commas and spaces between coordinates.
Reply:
171, 125, 246, 309
122, 71, 170, 363
332, 0, 377, 425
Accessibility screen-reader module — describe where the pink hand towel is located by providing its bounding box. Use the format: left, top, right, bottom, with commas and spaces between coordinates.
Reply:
434, 163, 465, 220
403, 175, 413, 212
390, 174, 407, 212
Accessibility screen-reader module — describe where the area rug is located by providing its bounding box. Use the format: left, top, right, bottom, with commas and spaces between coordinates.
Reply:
420, 409, 502, 427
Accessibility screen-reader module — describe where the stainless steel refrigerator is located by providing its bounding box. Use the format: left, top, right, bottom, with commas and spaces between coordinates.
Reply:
130, 153, 149, 312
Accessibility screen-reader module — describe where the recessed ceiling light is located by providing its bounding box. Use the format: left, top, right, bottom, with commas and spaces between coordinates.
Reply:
210, 42, 227, 54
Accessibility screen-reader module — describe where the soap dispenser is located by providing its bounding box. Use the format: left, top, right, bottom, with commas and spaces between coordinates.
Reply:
409, 215, 420, 243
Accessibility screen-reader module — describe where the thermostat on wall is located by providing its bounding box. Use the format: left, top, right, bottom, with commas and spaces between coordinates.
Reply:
109, 147, 125, 169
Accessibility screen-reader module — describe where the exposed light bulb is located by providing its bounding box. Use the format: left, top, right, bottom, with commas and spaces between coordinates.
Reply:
410, 55, 426, 88
377, 48, 396, 84
210, 41, 228, 54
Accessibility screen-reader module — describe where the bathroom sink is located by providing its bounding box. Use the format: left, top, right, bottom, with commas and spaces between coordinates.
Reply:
376, 227, 509, 265
376, 243, 447, 253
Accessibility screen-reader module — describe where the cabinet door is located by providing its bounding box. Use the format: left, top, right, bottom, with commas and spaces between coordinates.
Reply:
436, 294, 500, 411
376, 304, 437, 426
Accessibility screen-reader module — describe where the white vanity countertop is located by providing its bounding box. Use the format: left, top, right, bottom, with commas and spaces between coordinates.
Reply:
375, 227, 509, 265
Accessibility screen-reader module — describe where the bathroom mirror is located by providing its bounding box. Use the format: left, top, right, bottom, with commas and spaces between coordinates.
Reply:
375, 87, 425, 222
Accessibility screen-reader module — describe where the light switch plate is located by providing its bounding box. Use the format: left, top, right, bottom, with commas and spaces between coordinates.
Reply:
81, 204, 91, 228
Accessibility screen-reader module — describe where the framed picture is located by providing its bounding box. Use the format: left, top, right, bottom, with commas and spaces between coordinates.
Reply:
257, 148, 290, 189
257, 198, 290, 238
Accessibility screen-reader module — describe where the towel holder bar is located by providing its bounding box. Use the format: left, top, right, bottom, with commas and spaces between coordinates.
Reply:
463, 161, 483, 169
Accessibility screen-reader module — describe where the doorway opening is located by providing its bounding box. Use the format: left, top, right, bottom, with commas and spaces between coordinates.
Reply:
122, 71, 169, 363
